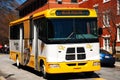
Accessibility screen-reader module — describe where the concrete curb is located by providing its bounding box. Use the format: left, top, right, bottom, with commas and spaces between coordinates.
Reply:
0, 76, 6, 80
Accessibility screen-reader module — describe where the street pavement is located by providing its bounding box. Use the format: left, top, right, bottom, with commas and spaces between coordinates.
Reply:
0, 54, 120, 80
0, 76, 6, 80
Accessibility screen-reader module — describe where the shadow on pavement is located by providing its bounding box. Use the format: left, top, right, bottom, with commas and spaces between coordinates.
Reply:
13, 63, 100, 80
5, 74, 15, 79
101, 64, 115, 68
13, 63, 42, 77
47, 72, 100, 80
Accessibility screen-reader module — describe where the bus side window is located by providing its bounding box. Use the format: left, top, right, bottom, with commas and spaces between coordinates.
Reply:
34, 18, 47, 42
10, 23, 24, 40
40, 19, 47, 41
34, 19, 42, 39
30, 18, 34, 46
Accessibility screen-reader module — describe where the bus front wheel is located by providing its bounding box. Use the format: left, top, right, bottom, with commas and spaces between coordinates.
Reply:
40, 63, 48, 78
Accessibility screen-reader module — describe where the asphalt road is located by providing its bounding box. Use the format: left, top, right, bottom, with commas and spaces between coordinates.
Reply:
0, 54, 120, 80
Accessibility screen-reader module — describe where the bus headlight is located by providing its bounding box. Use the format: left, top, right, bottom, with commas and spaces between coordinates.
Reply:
93, 62, 100, 66
49, 64, 60, 68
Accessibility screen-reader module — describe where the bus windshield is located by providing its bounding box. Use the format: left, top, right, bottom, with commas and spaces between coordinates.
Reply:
47, 18, 98, 43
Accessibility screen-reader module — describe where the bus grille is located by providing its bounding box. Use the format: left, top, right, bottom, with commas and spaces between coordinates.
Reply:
66, 47, 86, 60
66, 63, 86, 66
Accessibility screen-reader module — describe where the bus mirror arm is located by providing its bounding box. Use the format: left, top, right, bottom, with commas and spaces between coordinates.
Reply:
98, 27, 103, 35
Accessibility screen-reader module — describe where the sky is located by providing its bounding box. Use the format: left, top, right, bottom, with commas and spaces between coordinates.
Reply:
0, 0, 26, 11
16, 0, 26, 4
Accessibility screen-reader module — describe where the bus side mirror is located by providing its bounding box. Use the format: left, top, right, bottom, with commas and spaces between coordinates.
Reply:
98, 28, 103, 35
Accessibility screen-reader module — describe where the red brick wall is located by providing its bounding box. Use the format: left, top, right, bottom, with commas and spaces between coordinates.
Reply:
48, 0, 79, 8
25, 0, 79, 16
79, 0, 120, 50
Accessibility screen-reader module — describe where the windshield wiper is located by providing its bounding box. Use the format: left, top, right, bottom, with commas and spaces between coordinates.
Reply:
67, 32, 75, 38
79, 34, 90, 42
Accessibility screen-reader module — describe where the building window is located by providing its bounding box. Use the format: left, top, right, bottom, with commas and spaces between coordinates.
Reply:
117, 0, 120, 15
103, 13, 110, 27
79, 0, 88, 4
71, 0, 78, 3
103, 0, 111, 3
103, 37, 110, 51
82, 0, 87, 1
117, 26, 120, 41
93, 4, 98, 15
10, 23, 24, 39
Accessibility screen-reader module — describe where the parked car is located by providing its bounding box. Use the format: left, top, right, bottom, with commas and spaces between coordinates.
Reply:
100, 49, 115, 66
3, 44, 9, 54
0, 44, 3, 53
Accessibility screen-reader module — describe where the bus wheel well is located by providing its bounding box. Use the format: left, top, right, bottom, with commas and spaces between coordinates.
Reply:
16, 54, 18, 59
39, 59, 48, 78
40, 59, 44, 66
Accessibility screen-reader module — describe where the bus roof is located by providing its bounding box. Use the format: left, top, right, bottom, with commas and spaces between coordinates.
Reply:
9, 16, 29, 26
10, 8, 97, 26
33, 8, 97, 18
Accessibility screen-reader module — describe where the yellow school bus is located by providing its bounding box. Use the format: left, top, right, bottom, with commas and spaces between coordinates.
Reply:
9, 8, 101, 78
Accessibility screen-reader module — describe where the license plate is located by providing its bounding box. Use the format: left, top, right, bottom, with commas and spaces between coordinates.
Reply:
105, 56, 110, 58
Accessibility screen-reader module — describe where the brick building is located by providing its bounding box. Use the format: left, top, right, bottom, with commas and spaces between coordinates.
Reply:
17, 0, 120, 56
79, 0, 120, 57
17, 0, 80, 17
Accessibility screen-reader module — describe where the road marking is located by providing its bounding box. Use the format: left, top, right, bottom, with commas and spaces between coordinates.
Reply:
93, 78, 106, 80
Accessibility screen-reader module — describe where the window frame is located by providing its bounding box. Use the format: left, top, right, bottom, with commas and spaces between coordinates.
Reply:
71, 0, 78, 3
103, 13, 110, 27
10, 23, 24, 40
117, 26, 120, 42
117, 0, 120, 15
103, 0, 111, 3
103, 37, 110, 51
34, 17, 48, 42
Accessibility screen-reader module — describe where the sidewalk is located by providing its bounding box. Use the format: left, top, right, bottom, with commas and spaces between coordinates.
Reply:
115, 61, 120, 68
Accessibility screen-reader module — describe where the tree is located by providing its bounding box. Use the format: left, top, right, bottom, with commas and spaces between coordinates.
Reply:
98, 3, 120, 57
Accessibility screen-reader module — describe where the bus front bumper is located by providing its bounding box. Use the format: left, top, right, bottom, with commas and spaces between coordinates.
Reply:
46, 60, 101, 74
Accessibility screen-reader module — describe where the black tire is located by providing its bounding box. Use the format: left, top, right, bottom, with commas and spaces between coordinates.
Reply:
16, 57, 20, 68
40, 64, 48, 79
